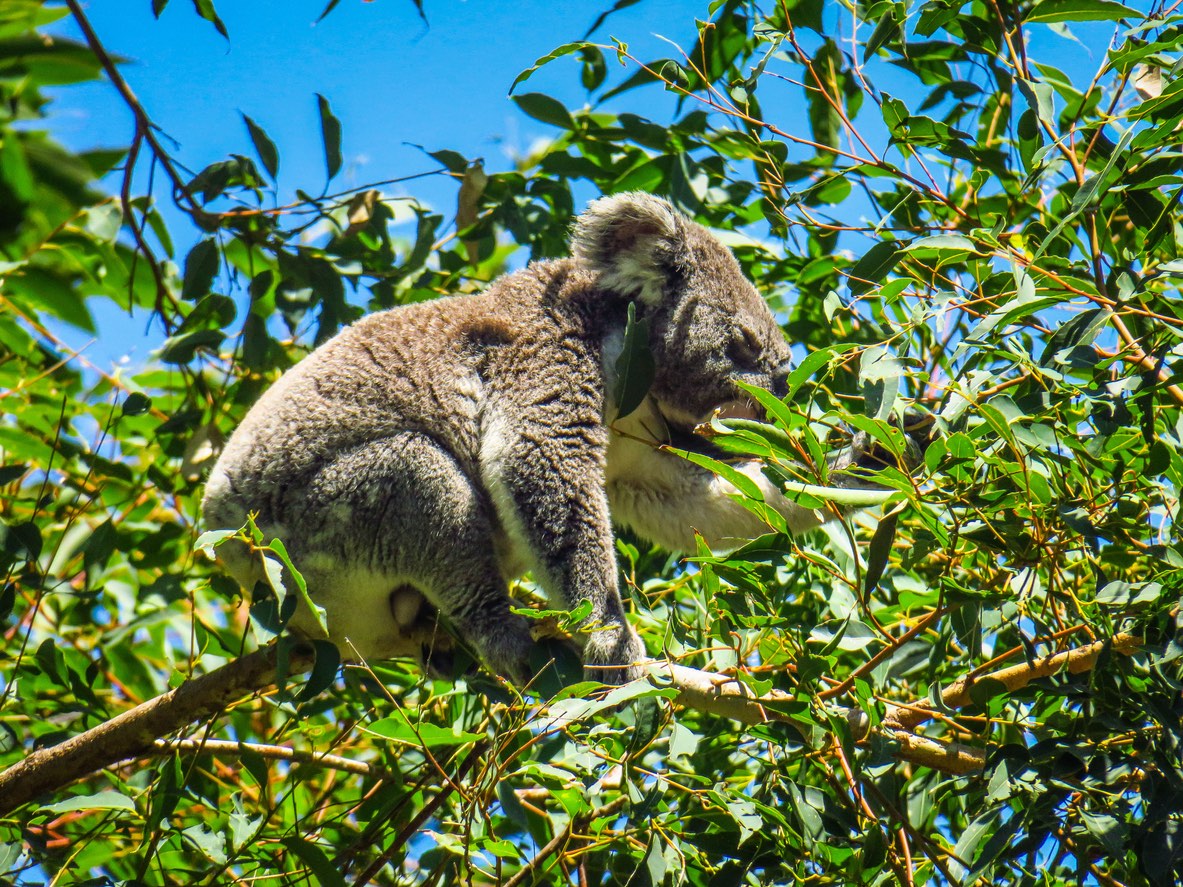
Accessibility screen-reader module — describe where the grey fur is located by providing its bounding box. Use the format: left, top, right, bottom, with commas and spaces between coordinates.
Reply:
202, 193, 877, 684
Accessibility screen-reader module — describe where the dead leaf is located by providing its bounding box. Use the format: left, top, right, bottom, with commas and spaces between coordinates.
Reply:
344, 189, 380, 236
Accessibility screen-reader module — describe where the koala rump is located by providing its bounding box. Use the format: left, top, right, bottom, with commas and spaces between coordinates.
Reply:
201, 192, 907, 686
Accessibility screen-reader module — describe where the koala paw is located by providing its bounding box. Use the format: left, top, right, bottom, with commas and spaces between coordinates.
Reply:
581, 624, 647, 685
848, 409, 938, 475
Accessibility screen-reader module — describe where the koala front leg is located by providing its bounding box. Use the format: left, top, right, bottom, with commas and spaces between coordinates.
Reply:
482, 415, 646, 684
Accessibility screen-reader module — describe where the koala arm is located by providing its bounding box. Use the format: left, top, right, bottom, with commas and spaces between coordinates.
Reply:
480, 399, 646, 683
608, 411, 932, 554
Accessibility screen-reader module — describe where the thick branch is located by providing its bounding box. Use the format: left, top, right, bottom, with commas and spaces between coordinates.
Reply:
9, 634, 1131, 816
0, 645, 313, 817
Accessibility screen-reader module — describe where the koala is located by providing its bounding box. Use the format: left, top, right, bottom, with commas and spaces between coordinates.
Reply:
202, 193, 907, 685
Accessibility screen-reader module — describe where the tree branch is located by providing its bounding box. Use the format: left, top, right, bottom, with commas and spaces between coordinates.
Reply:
153, 738, 380, 777
0, 645, 314, 817
65, 0, 207, 221
883, 632, 1143, 733
7, 634, 1136, 817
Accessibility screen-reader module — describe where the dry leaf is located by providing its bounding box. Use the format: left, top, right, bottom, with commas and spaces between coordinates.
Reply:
344, 188, 379, 236
1134, 64, 1163, 101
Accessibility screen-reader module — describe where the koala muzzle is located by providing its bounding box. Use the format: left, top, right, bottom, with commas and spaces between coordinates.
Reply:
771, 357, 794, 399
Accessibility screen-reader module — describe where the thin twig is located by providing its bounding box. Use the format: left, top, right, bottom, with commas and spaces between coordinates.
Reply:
154, 738, 383, 778
65, 0, 207, 221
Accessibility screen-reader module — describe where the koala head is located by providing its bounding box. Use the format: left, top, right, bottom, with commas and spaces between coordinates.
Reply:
573, 192, 793, 429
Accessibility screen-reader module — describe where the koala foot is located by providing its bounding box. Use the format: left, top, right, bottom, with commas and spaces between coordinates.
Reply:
470, 616, 537, 686
389, 585, 460, 678
581, 624, 647, 685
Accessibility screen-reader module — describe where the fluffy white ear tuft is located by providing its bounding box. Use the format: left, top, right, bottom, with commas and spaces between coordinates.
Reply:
571, 192, 684, 305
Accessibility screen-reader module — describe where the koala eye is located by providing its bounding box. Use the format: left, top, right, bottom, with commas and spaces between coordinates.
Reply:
729, 326, 764, 368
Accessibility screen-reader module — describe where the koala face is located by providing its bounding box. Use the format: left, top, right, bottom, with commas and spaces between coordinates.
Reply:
648, 226, 792, 427
573, 193, 792, 430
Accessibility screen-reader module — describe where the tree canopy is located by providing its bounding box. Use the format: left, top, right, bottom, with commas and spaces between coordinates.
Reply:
1, 0, 1182, 884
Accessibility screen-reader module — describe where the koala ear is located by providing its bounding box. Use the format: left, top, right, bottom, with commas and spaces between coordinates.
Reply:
571, 192, 686, 306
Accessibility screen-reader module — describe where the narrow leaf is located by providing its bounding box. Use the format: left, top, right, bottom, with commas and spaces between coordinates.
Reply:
42, 791, 137, 815
190, 0, 228, 39
316, 94, 342, 182
242, 114, 279, 180
182, 238, 219, 301
1026, 0, 1137, 23
511, 42, 587, 92
613, 302, 655, 419
863, 509, 899, 595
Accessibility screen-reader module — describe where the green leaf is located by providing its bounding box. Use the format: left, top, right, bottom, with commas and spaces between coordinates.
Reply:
0, 136, 33, 201
242, 114, 279, 180
189, 0, 228, 38
195, 529, 236, 559
863, 8, 899, 61
7, 269, 94, 332
121, 392, 151, 416
510, 42, 587, 92
511, 92, 576, 129
777, 344, 861, 402
849, 240, 905, 295
950, 808, 1002, 882
365, 719, 485, 747
863, 510, 898, 595
903, 233, 978, 254
316, 94, 342, 182
182, 238, 219, 301
296, 640, 341, 701
1025, 0, 1137, 23
267, 537, 326, 636
42, 791, 137, 815
157, 328, 224, 364
613, 301, 655, 419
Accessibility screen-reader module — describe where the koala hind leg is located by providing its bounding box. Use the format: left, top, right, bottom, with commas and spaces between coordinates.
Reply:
300, 434, 535, 683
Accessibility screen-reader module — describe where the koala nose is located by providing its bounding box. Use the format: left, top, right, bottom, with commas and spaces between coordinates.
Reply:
771, 358, 793, 399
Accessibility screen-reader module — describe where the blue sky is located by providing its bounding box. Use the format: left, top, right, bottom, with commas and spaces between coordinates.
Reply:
45, 0, 1126, 369
47, 0, 718, 366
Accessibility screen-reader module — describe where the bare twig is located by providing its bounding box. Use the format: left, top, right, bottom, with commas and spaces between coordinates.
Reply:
154, 738, 382, 777
65, 0, 207, 221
